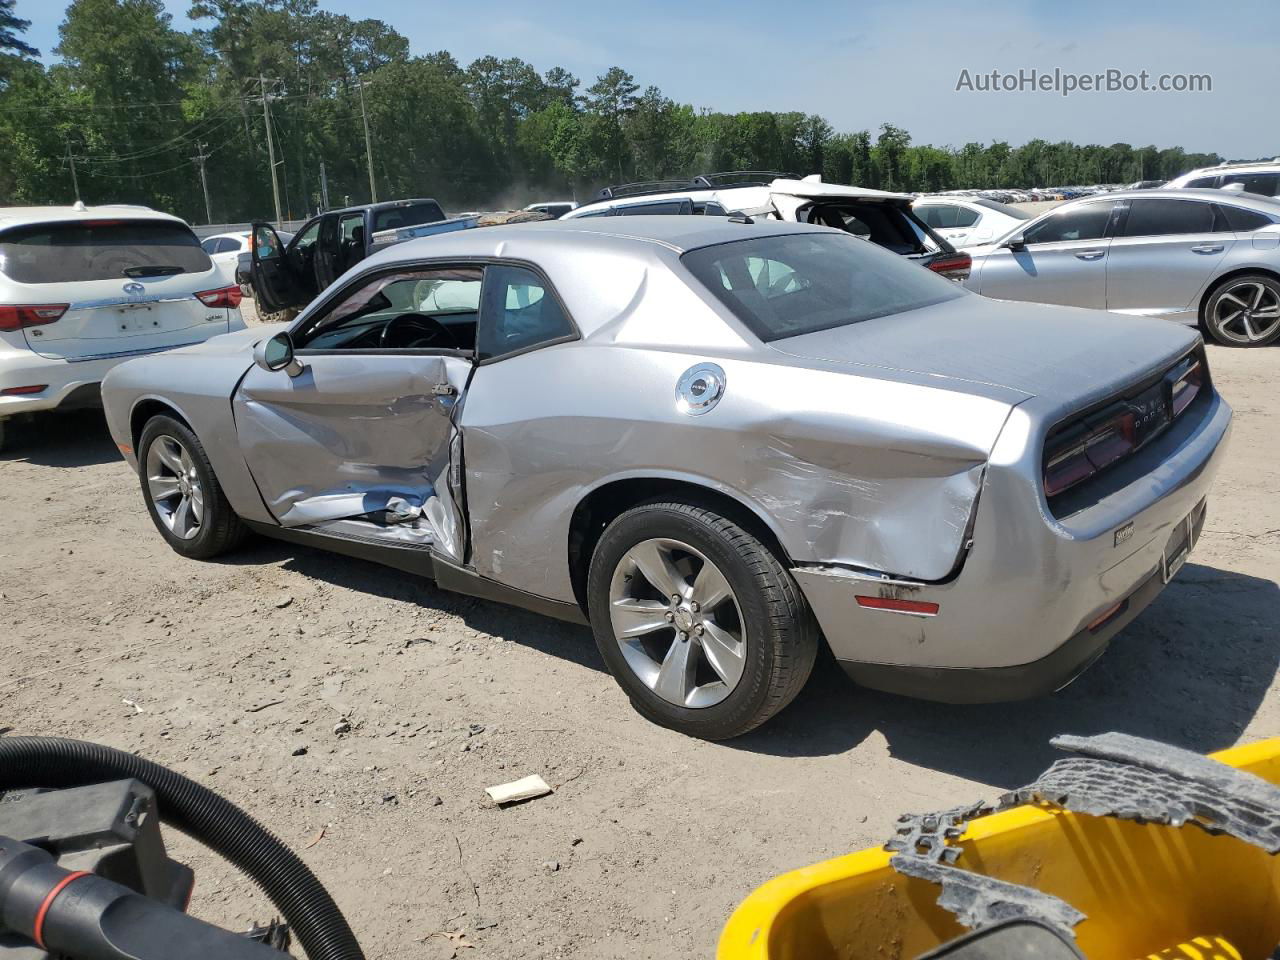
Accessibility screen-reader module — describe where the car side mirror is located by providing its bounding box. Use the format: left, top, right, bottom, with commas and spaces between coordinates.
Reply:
1220, 182, 1247, 193
1002, 232, 1027, 251
254, 331, 305, 377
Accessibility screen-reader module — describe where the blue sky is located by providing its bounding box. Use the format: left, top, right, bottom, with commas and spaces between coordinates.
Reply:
18, 0, 1280, 159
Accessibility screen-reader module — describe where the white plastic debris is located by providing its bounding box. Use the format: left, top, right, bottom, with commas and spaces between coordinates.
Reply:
484, 774, 552, 806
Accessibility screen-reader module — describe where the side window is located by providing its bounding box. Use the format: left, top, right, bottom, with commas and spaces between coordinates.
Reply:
696, 201, 729, 216
915, 205, 947, 228
200, 237, 219, 254
572, 207, 614, 218
296, 269, 482, 352
1219, 205, 1275, 233
1185, 176, 1219, 189
293, 220, 321, 251
1221, 173, 1280, 197
617, 199, 692, 216
477, 264, 575, 361
952, 206, 981, 228
1023, 203, 1113, 244
1121, 199, 1217, 237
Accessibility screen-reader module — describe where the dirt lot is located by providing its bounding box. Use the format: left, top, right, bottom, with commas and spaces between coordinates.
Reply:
1, 338, 1277, 960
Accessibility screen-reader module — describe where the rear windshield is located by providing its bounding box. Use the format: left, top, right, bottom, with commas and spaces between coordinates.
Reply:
0, 220, 211, 283
682, 232, 964, 342
974, 197, 1032, 219
371, 202, 445, 232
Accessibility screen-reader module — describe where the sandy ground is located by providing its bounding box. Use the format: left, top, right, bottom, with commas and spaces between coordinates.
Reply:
1, 331, 1277, 959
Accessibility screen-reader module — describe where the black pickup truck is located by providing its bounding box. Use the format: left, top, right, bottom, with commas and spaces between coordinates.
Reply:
238, 198, 478, 316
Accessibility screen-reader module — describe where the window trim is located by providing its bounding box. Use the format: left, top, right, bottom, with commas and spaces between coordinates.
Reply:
287, 257, 581, 363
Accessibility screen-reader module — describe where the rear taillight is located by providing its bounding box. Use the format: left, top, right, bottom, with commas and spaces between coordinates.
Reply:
1170, 360, 1203, 418
1044, 410, 1137, 498
1, 384, 48, 396
927, 253, 972, 281
0, 304, 69, 332
195, 285, 243, 309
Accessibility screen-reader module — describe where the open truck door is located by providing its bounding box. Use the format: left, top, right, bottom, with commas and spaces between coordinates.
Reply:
249, 222, 307, 314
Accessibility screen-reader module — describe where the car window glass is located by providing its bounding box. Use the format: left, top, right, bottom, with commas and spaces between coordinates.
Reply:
952, 207, 980, 228
298, 269, 482, 352
1122, 199, 1217, 237
915, 205, 946, 228
1023, 203, 1113, 244
1185, 176, 1218, 189
1221, 173, 1280, 197
0, 220, 212, 283
683, 232, 964, 342
294, 220, 321, 250
477, 264, 575, 361
571, 208, 614, 218
201, 237, 219, 254
371, 201, 445, 232
1220, 205, 1274, 232
617, 200, 690, 216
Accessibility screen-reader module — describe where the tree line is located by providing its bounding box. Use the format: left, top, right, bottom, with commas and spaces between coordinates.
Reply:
0, 0, 1232, 224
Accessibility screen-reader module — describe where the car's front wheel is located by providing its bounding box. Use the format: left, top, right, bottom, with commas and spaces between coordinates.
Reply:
586, 500, 819, 740
1202, 273, 1280, 347
137, 415, 247, 559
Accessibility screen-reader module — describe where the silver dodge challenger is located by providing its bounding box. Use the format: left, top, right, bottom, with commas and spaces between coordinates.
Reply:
101, 217, 1232, 739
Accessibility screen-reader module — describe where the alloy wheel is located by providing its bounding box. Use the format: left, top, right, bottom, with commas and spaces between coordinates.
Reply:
608, 537, 747, 709
1212, 280, 1280, 345
145, 434, 204, 540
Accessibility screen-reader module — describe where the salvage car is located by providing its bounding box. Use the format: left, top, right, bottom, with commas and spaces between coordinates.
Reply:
564, 172, 974, 280
0, 204, 245, 452
101, 217, 1230, 739
966, 188, 1280, 346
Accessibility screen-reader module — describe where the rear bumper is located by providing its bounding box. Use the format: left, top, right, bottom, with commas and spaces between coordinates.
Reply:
793, 389, 1231, 703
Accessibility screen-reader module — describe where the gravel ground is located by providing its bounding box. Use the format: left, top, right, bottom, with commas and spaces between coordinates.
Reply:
1, 330, 1276, 960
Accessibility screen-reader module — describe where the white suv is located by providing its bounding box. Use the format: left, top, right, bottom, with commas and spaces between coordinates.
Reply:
0, 204, 245, 450
1167, 161, 1280, 198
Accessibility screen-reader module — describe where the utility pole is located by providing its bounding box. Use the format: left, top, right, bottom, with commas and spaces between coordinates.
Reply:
192, 141, 213, 224
260, 76, 283, 226
65, 141, 80, 203
319, 160, 330, 210
357, 79, 377, 203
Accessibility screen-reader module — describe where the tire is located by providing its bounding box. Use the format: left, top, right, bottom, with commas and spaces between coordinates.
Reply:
1201, 272, 1280, 347
586, 500, 819, 740
137, 415, 248, 559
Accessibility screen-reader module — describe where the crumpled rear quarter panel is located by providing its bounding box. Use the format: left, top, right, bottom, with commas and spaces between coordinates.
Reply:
460, 344, 1014, 602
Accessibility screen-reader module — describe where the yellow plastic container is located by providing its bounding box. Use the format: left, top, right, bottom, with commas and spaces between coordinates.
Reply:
718, 739, 1280, 960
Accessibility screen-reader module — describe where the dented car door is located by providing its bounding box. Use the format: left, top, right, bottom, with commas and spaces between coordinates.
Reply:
232, 267, 481, 561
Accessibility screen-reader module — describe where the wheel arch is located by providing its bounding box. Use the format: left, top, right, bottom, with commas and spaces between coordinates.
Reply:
1198, 265, 1280, 325
129, 396, 195, 453
566, 475, 795, 614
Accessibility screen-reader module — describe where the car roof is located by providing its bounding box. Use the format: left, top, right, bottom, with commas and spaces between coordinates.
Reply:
326, 197, 443, 217
765, 178, 913, 202
1055, 187, 1280, 212
571, 177, 912, 216
0, 204, 184, 230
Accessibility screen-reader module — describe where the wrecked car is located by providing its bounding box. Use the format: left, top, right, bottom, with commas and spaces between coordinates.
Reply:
100, 216, 1231, 739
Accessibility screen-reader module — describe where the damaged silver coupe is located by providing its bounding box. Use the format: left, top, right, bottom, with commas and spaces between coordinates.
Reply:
101, 217, 1232, 738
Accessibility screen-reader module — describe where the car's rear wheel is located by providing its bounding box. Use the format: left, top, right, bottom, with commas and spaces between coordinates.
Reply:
586, 500, 819, 740
138, 415, 247, 559
1202, 273, 1280, 346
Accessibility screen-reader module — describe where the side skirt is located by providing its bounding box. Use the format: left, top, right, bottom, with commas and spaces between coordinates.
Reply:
243, 520, 588, 626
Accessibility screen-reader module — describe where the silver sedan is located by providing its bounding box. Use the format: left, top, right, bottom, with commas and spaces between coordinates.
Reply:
965, 188, 1280, 347
101, 217, 1230, 739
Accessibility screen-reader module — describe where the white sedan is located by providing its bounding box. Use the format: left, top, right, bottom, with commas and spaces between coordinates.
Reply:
912, 197, 1032, 249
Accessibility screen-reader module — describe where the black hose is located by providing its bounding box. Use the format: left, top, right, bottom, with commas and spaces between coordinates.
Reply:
0, 737, 363, 960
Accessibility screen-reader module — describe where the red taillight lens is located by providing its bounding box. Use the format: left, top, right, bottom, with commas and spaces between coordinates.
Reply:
195, 285, 243, 309
0, 304, 69, 332
927, 253, 972, 281
1170, 361, 1203, 417
855, 596, 940, 616
1, 384, 48, 396
1044, 411, 1137, 498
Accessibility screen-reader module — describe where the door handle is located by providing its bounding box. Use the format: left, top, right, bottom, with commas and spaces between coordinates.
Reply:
1191, 243, 1224, 254
1074, 249, 1106, 260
